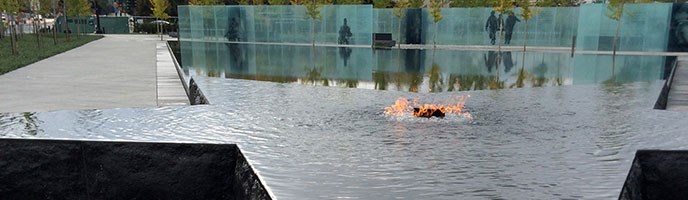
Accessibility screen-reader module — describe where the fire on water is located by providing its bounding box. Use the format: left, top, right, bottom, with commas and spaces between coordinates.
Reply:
384, 96, 472, 118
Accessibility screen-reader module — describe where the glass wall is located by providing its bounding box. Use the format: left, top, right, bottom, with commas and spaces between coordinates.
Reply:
576, 3, 672, 52
179, 5, 373, 45
180, 3, 675, 56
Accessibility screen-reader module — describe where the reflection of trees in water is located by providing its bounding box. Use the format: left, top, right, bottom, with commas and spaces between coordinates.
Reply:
429, 63, 443, 92
531, 61, 548, 87
336, 79, 359, 88
21, 112, 41, 136
304, 67, 323, 85
373, 71, 388, 90
511, 67, 531, 88
448, 74, 489, 91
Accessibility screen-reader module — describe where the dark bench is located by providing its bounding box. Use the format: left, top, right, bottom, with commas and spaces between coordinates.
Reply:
373, 33, 396, 48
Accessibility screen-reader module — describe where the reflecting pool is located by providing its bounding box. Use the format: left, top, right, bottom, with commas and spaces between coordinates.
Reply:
2, 44, 687, 199
181, 43, 671, 92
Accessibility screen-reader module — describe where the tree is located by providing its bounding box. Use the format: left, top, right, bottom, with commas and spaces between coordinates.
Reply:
335, 0, 362, 4
536, 0, 578, 7
188, 0, 219, 4
392, 0, 409, 48
65, 0, 92, 38
606, 0, 629, 81
493, 0, 515, 53
3, 0, 21, 55
39, 0, 57, 45
268, 0, 290, 5
518, 0, 539, 52
293, 0, 332, 46
408, 0, 422, 8
451, 0, 495, 7
428, 0, 444, 48
150, 0, 170, 41
373, 0, 391, 8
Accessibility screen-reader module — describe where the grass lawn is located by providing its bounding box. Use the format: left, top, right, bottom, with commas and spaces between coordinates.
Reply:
0, 34, 103, 75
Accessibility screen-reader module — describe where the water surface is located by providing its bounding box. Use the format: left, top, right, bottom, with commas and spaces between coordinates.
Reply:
1, 45, 687, 199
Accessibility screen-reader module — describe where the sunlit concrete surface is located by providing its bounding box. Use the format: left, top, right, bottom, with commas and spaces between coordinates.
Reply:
0, 35, 163, 113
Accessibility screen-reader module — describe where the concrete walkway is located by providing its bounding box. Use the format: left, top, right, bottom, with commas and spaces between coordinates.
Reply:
667, 56, 688, 112
0, 35, 170, 113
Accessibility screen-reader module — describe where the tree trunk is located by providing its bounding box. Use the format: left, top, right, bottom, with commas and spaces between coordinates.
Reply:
76, 16, 80, 39
46, 19, 55, 45
521, 19, 528, 71
433, 22, 437, 49
612, 18, 621, 82
397, 17, 402, 49
64, 15, 70, 42
10, 22, 18, 55
311, 19, 315, 47
0, 12, 4, 40
497, 18, 502, 53
34, 19, 41, 49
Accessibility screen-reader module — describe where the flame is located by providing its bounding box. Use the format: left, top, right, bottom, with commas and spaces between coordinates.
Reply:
384, 96, 471, 118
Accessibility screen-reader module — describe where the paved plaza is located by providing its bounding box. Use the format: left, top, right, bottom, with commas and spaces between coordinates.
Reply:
0, 35, 180, 113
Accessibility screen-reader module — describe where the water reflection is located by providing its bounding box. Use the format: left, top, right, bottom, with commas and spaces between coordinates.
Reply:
180, 42, 669, 92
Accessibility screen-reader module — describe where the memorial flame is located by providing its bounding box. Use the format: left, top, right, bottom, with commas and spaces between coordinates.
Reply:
384, 96, 471, 118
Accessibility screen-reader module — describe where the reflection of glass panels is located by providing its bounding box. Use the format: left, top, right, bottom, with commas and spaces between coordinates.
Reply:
181, 42, 666, 92
573, 54, 666, 84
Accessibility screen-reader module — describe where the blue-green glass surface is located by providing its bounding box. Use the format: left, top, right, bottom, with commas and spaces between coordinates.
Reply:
576, 3, 671, 52
179, 3, 675, 54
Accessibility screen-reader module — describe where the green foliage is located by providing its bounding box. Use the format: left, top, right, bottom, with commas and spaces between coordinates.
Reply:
188, 0, 219, 4
303, 0, 331, 20
268, 0, 290, 5
65, 0, 92, 17
393, 0, 410, 18
408, 0, 423, 8
373, 0, 391, 8
450, 0, 496, 7
429, 0, 443, 23
38, 0, 53, 16
335, 0, 362, 4
1, 0, 21, 14
0, 35, 102, 75
606, 0, 630, 21
517, 0, 540, 21
536, 0, 578, 7
150, 0, 170, 19
493, 0, 515, 15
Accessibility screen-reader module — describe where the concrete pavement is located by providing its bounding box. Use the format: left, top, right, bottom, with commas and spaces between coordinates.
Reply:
0, 34, 184, 113
667, 56, 688, 112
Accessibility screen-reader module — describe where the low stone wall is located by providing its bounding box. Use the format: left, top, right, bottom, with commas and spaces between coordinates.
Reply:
619, 150, 688, 200
0, 139, 271, 200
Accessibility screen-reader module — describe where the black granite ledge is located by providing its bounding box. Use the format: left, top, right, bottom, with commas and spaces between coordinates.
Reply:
0, 139, 272, 200
619, 150, 688, 200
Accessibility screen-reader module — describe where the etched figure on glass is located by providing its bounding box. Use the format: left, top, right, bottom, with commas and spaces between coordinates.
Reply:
486, 11, 500, 45
225, 17, 240, 42
338, 18, 353, 45
504, 13, 520, 45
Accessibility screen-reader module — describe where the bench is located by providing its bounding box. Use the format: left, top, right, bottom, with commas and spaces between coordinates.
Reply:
373, 33, 396, 48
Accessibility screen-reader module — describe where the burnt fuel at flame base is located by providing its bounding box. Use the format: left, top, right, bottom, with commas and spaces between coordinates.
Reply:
413, 108, 446, 118
384, 96, 471, 119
